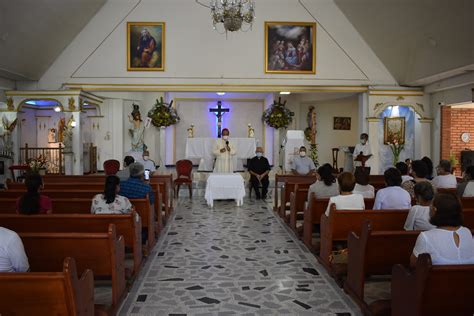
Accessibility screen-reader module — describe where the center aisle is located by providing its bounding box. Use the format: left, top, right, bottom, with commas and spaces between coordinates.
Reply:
120, 198, 359, 315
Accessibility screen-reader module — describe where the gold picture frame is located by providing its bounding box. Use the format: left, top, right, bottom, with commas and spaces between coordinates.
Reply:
265, 21, 316, 74
127, 22, 165, 71
384, 117, 405, 144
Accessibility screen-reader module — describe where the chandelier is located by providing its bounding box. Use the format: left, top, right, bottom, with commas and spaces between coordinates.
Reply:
196, 0, 255, 34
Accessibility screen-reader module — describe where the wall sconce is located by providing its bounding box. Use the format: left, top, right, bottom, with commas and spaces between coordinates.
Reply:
54, 106, 61, 112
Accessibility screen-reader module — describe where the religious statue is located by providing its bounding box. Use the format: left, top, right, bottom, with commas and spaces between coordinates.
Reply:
187, 124, 194, 138
307, 106, 317, 145
62, 116, 75, 152
0, 116, 17, 154
247, 123, 255, 138
129, 104, 146, 152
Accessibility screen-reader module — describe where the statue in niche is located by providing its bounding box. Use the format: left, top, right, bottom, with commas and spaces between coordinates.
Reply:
247, 123, 255, 138
304, 106, 317, 145
0, 116, 17, 154
187, 124, 194, 138
128, 104, 146, 152
62, 117, 74, 152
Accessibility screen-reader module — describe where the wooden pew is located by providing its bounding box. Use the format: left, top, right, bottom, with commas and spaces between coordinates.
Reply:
289, 186, 309, 233
0, 212, 143, 276
273, 174, 317, 213
0, 196, 156, 252
461, 197, 474, 209
318, 206, 409, 276
391, 253, 474, 316
344, 222, 420, 315
151, 174, 174, 219
20, 224, 126, 315
0, 257, 94, 316
279, 178, 316, 218
303, 197, 375, 252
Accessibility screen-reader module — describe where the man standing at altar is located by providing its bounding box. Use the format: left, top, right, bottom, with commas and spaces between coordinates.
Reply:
353, 133, 373, 174
213, 128, 236, 173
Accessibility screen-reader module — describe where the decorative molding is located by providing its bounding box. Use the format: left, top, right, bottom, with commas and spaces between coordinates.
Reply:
6, 97, 14, 111
366, 117, 381, 122
68, 97, 76, 111
418, 118, 433, 123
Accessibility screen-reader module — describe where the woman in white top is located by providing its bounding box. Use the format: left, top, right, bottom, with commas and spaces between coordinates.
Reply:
91, 175, 133, 214
432, 160, 457, 189
307, 163, 339, 201
457, 165, 474, 197
325, 172, 365, 216
353, 167, 374, 199
374, 168, 412, 210
404, 181, 436, 231
411, 193, 474, 266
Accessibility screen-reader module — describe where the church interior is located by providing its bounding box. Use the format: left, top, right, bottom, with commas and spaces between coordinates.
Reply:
0, 0, 473, 315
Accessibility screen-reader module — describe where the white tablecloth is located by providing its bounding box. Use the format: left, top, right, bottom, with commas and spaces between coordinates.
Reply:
185, 138, 257, 171
204, 173, 246, 207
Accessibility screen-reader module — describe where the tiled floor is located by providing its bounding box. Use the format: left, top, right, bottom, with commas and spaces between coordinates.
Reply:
119, 198, 360, 316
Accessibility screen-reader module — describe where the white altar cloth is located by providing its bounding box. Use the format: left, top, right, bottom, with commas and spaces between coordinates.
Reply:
185, 138, 256, 171
204, 173, 246, 207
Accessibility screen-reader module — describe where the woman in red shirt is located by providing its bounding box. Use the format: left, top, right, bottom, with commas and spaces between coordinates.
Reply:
16, 173, 52, 214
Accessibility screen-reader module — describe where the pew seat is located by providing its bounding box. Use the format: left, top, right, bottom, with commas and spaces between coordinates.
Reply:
0, 257, 95, 316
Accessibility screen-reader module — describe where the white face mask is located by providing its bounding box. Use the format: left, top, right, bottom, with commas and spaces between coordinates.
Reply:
299, 151, 306, 157
222, 135, 229, 141
360, 139, 366, 145
143, 156, 149, 160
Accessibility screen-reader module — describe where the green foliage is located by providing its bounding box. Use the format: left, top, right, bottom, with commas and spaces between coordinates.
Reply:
262, 97, 294, 129
147, 97, 180, 127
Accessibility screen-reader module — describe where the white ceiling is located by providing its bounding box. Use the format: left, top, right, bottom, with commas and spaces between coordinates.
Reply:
334, 0, 474, 86
0, 0, 106, 81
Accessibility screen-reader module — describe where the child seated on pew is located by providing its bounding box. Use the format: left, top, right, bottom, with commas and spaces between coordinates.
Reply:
353, 167, 375, 199
404, 182, 436, 231
91, 175, 133, 214
16, 173, 52, 215
325, 172, 365, 216
410, 193, 474, 266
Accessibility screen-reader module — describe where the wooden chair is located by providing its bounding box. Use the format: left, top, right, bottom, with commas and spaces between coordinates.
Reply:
174, 159, 193, 198
0, 257, 94, 316
391, 253, 474, 316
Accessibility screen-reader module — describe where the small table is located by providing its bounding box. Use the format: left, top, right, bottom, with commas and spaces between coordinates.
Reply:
205, 173, 246, 207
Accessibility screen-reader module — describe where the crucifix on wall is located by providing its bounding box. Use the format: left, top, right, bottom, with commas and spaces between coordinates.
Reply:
209, 101, 229, 138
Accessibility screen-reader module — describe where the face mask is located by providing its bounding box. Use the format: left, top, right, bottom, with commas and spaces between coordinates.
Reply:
360, 139, 366, 145
222, 136, 229, 141
299, 152, 306, 157
256, 152, 263, 158
143, 156, 149, 160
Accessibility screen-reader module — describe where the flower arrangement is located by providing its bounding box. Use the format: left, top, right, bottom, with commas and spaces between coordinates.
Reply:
386, 138, 404, 165
262, 97, 294, 129
147, 97, 180, 128
27, 155, 48, 174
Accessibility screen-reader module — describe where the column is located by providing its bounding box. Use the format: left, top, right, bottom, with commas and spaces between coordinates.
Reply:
158, 126, 166, 171
358, 92, 369, 135
418, 118, 433, 161
70, 111, 83, 175
111, 99, 124, 161
367, 117, 381, 175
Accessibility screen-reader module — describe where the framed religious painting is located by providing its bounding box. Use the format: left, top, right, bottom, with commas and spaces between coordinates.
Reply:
127, 22, 165, 71
265, 21, 316, 74
48, 128, 57, 143
384, 117, 405, 144
333, 117, 351, 130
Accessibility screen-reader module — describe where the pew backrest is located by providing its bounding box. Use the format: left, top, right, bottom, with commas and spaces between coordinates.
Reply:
0, 257, 94, 316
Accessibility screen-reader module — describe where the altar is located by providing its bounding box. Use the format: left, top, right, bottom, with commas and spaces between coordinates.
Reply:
185, 138, 257, 171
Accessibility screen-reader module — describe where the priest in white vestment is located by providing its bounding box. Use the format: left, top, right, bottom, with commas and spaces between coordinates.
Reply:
213, 128, 236, 173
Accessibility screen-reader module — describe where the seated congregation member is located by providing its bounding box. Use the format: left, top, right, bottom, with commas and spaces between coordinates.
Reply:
373, 168, 411, 210
422, 156, 434, 180
141, 150, 157, 173
457, 165, 474, 197
404, 182, 436, 231
116, 156, 135, 181
325, 172, 364, 216
353, 167, 375, 198
119, 162, 155, 205
396, 161, 413, 183
307, 163, 339, 200
16, 173, 52, 215
91, 175, 133, 214
291, 146, 316, 176
401, 160, 434, 198
247, 147, 271, 200
0, 227, 29, 272
410, 193, 474, 266
432, 160, 457, 189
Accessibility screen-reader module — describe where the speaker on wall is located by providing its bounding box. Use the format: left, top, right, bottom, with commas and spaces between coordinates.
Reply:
461, 151, 474, 172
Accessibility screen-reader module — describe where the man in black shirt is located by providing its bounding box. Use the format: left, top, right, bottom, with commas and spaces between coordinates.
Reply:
248, 147, 271, 200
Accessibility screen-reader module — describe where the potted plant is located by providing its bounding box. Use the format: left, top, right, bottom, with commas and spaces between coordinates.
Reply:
448, 152, 459, 174
27, 155, 48, 175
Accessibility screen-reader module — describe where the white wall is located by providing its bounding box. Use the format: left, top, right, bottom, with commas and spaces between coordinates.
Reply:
38, 0, 395, 88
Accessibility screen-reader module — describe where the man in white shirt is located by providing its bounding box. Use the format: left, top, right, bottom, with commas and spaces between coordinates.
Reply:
0, 227, 29, 272
291, 146, 316, 176
353, 133, 372, 174
374, 168, 412, 210
141, 150, 157, 173
432, 160, 457, 189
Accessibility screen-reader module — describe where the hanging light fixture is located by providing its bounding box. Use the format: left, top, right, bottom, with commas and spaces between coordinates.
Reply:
196, 0, 255, 34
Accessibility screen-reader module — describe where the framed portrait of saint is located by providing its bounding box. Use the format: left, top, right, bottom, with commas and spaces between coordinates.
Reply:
265, 21, 316, 74
127, 22, 165, 71
333, 117, 351, 130
384, 117, 405, 144
48, 128, 57, 143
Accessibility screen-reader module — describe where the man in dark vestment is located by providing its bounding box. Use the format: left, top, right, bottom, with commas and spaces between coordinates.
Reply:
136, 29, 157, 67
248, 147, 271, 200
